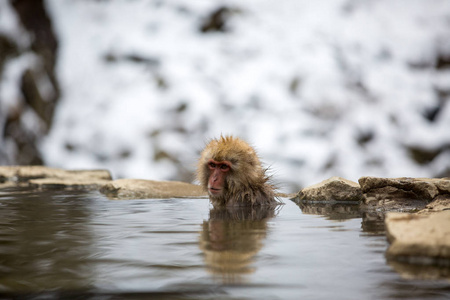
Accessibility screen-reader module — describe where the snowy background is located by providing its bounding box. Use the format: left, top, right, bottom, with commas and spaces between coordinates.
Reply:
2, 0, 450, 193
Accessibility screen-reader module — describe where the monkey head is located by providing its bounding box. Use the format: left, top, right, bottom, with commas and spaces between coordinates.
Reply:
197, 136, 276, 207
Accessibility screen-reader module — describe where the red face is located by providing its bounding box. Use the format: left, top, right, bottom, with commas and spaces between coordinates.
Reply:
207, 159, 231, 197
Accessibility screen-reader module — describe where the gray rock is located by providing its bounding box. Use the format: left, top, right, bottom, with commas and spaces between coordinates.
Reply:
359, 176, 450, 206
0, 166, 112, 189
296, 176, 364, 202
385, 211, 450, 267
0, 166, 111, 181
100, 178, 207, 199
418, 194, 450, 214
29, 178, 110, 189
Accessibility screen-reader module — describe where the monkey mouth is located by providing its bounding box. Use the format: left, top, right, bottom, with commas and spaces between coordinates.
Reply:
208, 187, 222, 195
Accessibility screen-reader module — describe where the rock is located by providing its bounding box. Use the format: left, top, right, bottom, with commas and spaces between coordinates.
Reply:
417, 194, 450, 214
0, 166, 112, 181
0, 167, 17, 180
0, 181, 26, 190
359, 176, 449, 203
296, 176, 364, 202
100, 179, 207, 199
433, 178, 450, 194
0, 166, 206, 197
277, 192, 297, 199
0, 166, 112, 189
29, 178, 110, 189
359, 177, 450, 211
385, 211, 450, 267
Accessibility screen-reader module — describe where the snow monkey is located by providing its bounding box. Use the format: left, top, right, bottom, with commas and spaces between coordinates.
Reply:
197, 136, 278, 207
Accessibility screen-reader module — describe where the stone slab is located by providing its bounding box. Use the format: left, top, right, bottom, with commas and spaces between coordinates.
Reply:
0, 166, 112, 181
100, 178, 207, 199
296, 176, 364, 202
359, 176, 450, 203
385, 211, 450, 266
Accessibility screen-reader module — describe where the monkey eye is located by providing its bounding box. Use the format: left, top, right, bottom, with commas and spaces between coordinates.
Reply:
208, 162, 216, 169
220, 164, 230, 171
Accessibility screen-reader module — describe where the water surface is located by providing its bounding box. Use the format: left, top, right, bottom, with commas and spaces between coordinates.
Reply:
0, 187, 449, 299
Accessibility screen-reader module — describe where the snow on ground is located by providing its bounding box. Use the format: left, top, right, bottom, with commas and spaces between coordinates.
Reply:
40, 0, 450, 192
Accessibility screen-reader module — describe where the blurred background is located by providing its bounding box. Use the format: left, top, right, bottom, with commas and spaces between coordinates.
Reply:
0, 0, 449, 193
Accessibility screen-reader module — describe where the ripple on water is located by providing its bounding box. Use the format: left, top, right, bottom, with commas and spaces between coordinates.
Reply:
0, 188, 449, 299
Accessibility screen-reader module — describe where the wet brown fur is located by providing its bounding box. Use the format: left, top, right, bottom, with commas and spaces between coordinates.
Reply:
197, 136, 277, 207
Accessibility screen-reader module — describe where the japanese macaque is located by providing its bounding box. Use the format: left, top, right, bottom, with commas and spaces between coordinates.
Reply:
197, 136, 277, 207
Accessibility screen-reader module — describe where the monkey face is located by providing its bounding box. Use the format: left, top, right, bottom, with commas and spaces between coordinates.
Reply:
207, 159, 231, 197
198, 136, 276, 207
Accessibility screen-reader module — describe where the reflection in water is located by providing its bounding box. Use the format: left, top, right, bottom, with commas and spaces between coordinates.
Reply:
379, 273, 450, 299
295, 199, 450, 282
361, 212, 386, 234
199, 205, 277, 284
295, 201, 361, 220
388, 260, 450, 281
0, 187, 95, 291
294, 201, 387, 234
1, 187, 448, 299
